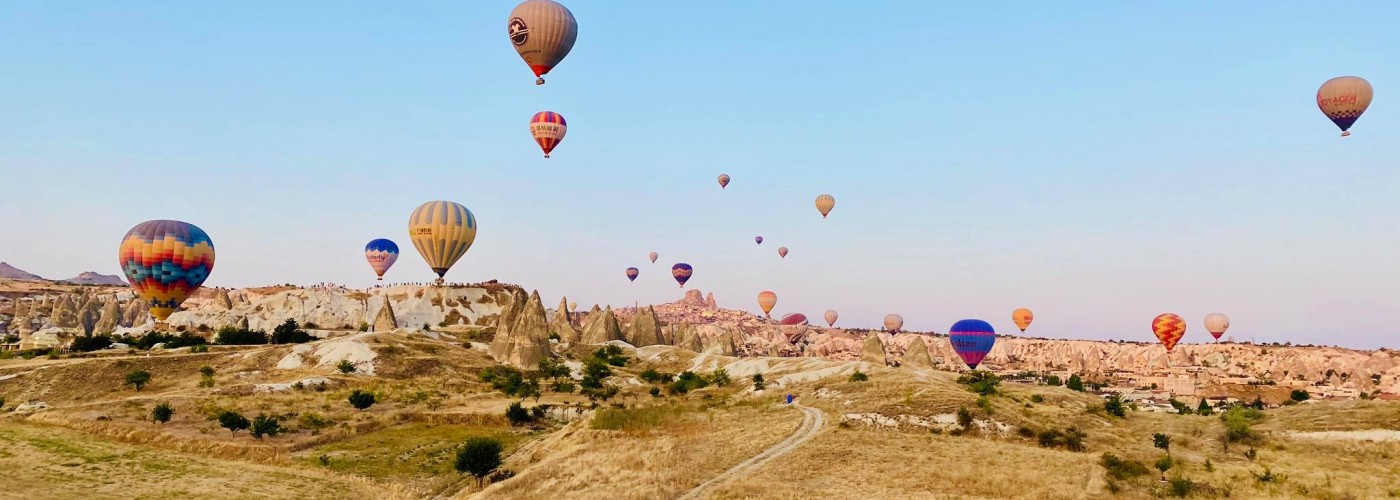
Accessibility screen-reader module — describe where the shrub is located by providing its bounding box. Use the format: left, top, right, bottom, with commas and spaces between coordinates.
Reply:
668, 371, 710, 395
488, 470, 515, 484
1046, 374, 1062, 386
298, 412, 332, 431
272, 319, 312, 344
1197, 398, 1214, 416
580, 359, 612, 390
1244, 447, 1257, 461
957, 406, 974, 429
976, 396, 994, 414
1252, 467, 1282, 483
957, 371, 1001, 396
1289, 389, 1310, 402
849, 370, 868, 382
530, 406, 545, 420
639, 368, 667, 383
348, 390, 376, 410
1221, 406, 1262, 448
71, 334, 114, 352
152, 402, 174, 424
1038, 429, 1063, 448
752, 373, 765, 391
551, 380, 576, 393
505, 402, 532, 425
218, 411, 250, 436
1155, 456, 1174, 480
336, 360, 357, 374
1030, 394, 1045, 403
591, 345, 628, 367
649, 386, 661, 397
251, 414, 282, 439
215, 326, 268, 345
1203, 458, 1214, 473
199, 365, 215, 377
190, 344, 209, 353
1153, 433, 1172, 456
538, 358, 571, 380
456, 437, 504, 488
1103, 394, 1127, 418
1065, 374, 1085, 392
125, 369, 152, 392
1064, 427, 1087, 452
1100, 453, 1150, 480
580, 384, 618, 402
1017, 426, 1036, 438
711, 368, 731, 387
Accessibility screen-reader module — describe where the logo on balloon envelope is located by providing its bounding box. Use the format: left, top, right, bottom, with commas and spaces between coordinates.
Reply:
509, 17, 529, 45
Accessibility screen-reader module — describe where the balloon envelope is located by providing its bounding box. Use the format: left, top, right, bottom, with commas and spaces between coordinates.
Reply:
718, 174, 731, 189
648, 252, 658, 263
949, 319, 997, 369
778, 246, 788, 258
779, 313, 807, 326
508, 0, 577, 84
1204, 313, 1230, 340
671, 263, 693, 288
815, 194, 835, 218
408, 201, 478, 282
1152, 313, 1187, 351
365, 239, 399, 280
1012, 308, 1033, 332
1317, 76, 1373, 136
883, 314, 903, 334
625, 267, 639, 282
118, 220, 215, 321
755, 236, 763, 245
530, 111, 567, 157
757, 290, 777, 315
823, 309, 839, 327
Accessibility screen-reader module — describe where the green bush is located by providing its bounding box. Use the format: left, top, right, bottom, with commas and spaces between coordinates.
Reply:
336, 360, 357, 374
1064, 427, 1086, 452
580, 359, 612, 390
298, 412, 332, 431
667, 371, 710, 395
125, 369, 152, 392
348, 390, 376, 410
711, 368, 731, 387
1065, 374, 1085, 392
251, 414, 282, 439
639, 368, 670, 383
151, 402, 174, 423
215, 326, 268, 345
1155, 456, 1174, 479
957, 371, 1001, 396
1046, 374, 1062, 386
538, 358, 571, 380
1197, 398, 1214, 416
71, 334, 114, 352
591, 345, 629, 367
551, 380, 576, 393
199, 365, 215, 378
271, 319, 312, 344
1153, 433, 1172, 456
1103, 394, 1127, 418
218, 411, 250, 436
752, 373, 765, 391
455, 437, 504, 488
1100, 453, 1150, 480
1289, 389, 1310, 402
649, 386, 661, 397
976, 396, 994, 414
505, 402, 532, 425
848, 370, 868, 382
1030, 394, 1045, 403
957, 406, 974, 429
1221, 406, 1263, 447
189, 344, 209, 353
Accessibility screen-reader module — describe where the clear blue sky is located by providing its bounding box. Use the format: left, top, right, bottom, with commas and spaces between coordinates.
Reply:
3, 1, 1398, 349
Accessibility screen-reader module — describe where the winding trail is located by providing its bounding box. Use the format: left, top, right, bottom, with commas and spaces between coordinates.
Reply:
679, 402, 825, 500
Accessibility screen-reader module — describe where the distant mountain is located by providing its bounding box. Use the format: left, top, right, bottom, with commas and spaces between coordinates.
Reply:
62, 272, 128, 286
0, 262, 44, 281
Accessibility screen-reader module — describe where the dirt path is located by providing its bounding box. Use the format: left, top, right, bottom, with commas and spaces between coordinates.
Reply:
679, 402, 824, 500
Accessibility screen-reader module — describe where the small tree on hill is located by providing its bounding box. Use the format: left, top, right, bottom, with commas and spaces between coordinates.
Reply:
348, 390, 376, 410
1046, 374, 1062, 386
1289, 389, 1310, 402
1065, 374, 1085, 392
151, 402, 174, 424
1154, 456, 1174, 481
125, 369, 152, 392
218, 411, 250, 436
505, 402, 532, 425
711, 368, 731, 387
272, 319, 312, 344
1153, 433, 1172, 457
1197, 398, 1213, 416
337, 359, 358, 374
456, 437, 504, 488
1103, 394, 1127, 418
250, 414, 283, 439
752, 373, 765, 391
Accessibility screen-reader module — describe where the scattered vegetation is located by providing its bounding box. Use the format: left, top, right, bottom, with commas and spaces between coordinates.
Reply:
125, 369, 152, 392
1103, 394, 1127, 418
336, 359, 358, 374
1290, 389, 1311, 402
1220, 406, 1263, 449
752, 373, 766, 391
505, 402, 533, 425
218, 410, 250, 436
590, 345, 629, 367
151, 402, 174, 424
1100, 453, 1150, 481
957, 371, 1001, 396
711, 368, 731, 387
215, 325, 269, 345
1030, 394, 1045, 403
455, 437, 504, 488
667, 371, 711, 395
348, 390, 376, 410
70, 333, 114, 352
251, 414, 283, 439
1037, 427, 1087, 452
1045, 374, 1063, 386
1065, 374, 1085, 392
848, 370, 868, 382
271, 319, 313, 344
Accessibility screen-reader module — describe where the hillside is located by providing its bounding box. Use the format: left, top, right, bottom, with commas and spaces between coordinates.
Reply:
60, 272, 127, 286
0, 262, 43, 281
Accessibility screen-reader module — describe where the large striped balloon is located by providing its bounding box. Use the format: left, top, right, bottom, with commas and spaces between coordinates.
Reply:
118, 220, 215, 321
1152, 313, 1186, 352
408, 201, 478, 284
671, 263, 693, 288
1317, 76, 1372, 136
364, 239, 399, 280
779, 313, 807, 326
508, 0, 577, 85
625, 267, 639, 282
530, 111, 567, 158
949, 319, 997, 369
757, 290, 777, 316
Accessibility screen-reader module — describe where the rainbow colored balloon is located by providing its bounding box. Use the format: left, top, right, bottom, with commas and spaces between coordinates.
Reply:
625, 267, 639, 282
949, 319, 996, 369
671, 263, 693, 288
1152, 313, 1186, 351
364, 239, 399, 280
529, 111, 567, 158
118, 220, 215, 322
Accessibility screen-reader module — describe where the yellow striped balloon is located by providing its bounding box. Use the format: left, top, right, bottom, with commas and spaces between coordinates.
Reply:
815, 194, 835, 218
408, 201, 478, 284
757, 290, 777, 316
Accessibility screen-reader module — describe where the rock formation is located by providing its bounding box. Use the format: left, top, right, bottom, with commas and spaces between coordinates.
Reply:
76, 294, 100, 334
214, 289, 234, 311
489, 289, 528, 361
550, 297, 581, 344
903, 335, 934, 369
121, 299, 149, 327
705, 292, 718, 310
625, 306, 665, 347
49, 294, 77, 329
372, 298, 397, 332
862, 333, 888, 366
581, 306, 624, 345
492, 290, 552, 369
703, 331, 738, 356
669, 323, 704, 352
93, 296, 121, 335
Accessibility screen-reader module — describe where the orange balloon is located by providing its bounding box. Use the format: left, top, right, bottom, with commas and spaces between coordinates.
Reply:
1012, 308, 1033, 332
1152, 313, 1186, 352
757, 290, 777, 316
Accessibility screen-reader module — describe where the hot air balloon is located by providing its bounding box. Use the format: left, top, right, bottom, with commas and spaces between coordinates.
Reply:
364, 239, 399, 281
648, 252, 658, 263
824, 309, 839, 327
625, 267, 639, 282
529, 111, 567, 158
118, 220, 215, 322
777, 246, 789, 259
949, 319, 997, 370
779, 313, 807, 326
507, 0, 577, 85
757, 291, 777, 316
755, 236, 763, 245
1317, 76, 1373, 137
1204, 313, 1230, 342
1012, 307, 1034, 333
671, 263, 692, 288
815, 194, 835, 218
1152, 313, 1186, 352
718, 174, 731, 189
408, 201, 478, 285
883, 314, 903, 334
568, 301, 577, 311
781, 325, 809, 345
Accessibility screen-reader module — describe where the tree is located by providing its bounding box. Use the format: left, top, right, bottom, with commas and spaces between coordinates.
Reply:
272, 319, 312, 344
455, 437, 504, 488
151, 402, 174, 424
957, 371, 1001, 396
1046, 374, 1062, 386
849, 370, 869, 382
1220, 406, 1259, 450
337, 359, 358, 374
505, 402, 532, 425
125, 369, 152, 392
752, 373, 765, 391
1103, 394, 1127, 418
1065, 374, 1085, 392
1197, 398, 1214, 416
1153, 433, 1171, 457
218, 411, 250, 436
348, 389, 376, 410
1249, 395, 1265, 410
711, 368, 731, 387
199, 365, 215, 378
956, 406, 974, 429
1154, 456, 1174, 481
250, 414, 282, 439
1289, 389, 1310, 402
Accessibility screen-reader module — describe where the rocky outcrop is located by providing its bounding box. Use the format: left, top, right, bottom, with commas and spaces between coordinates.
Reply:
490, 289, 528, 361
669, 323, 704, 352
862, 333, 888, 366
76, 294, 100, 334
903, 335, 934, 369
93, 296, 121, 335
49, 294, 77, 329
581, 306, 624, 345
626, 306, 665, 347
121, 299, 149, 327
372, 298, 397, 332
214, 289, 234, 311
550, 297, 581, 344
492, 290, 552, 369
703, 331, 738, 356
705, 293, 718, 310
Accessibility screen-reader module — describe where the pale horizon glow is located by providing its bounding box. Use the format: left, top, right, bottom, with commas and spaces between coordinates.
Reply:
3, 2, 1398, 349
